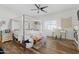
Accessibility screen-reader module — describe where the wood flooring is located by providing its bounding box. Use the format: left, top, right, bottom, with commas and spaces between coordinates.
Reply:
2, 37, 79, 54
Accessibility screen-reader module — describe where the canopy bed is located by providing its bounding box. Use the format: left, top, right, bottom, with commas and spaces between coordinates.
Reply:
10, 15, 47, 48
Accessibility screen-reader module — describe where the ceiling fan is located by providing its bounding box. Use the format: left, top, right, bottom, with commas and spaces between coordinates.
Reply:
31, 4, 48, 13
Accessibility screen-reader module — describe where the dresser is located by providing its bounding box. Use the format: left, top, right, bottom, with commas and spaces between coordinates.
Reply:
2, 30, 12, 42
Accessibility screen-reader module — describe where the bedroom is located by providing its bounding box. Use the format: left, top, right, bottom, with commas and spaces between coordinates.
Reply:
0, 4, 79, 54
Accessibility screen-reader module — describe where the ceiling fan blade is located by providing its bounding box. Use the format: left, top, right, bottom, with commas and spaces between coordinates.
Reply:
31, 9, 38, 11
40, 6, 48, 9
35, 4, 39, 9
41, 9, 47, 13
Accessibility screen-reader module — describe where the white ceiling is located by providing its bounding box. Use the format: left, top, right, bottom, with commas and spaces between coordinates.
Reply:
0, 4, 79, 17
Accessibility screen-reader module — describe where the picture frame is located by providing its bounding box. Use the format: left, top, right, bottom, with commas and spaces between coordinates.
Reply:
30, 21, 40, 31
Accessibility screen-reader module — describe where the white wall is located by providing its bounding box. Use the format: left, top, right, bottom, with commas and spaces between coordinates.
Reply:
0, 6, 19, 31
37, 8, 76, 40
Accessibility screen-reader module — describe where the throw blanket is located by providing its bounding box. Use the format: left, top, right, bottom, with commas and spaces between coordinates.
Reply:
32, 35, 42, 45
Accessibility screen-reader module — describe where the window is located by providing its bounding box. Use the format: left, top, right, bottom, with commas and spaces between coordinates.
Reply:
44, 20, 57, 30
